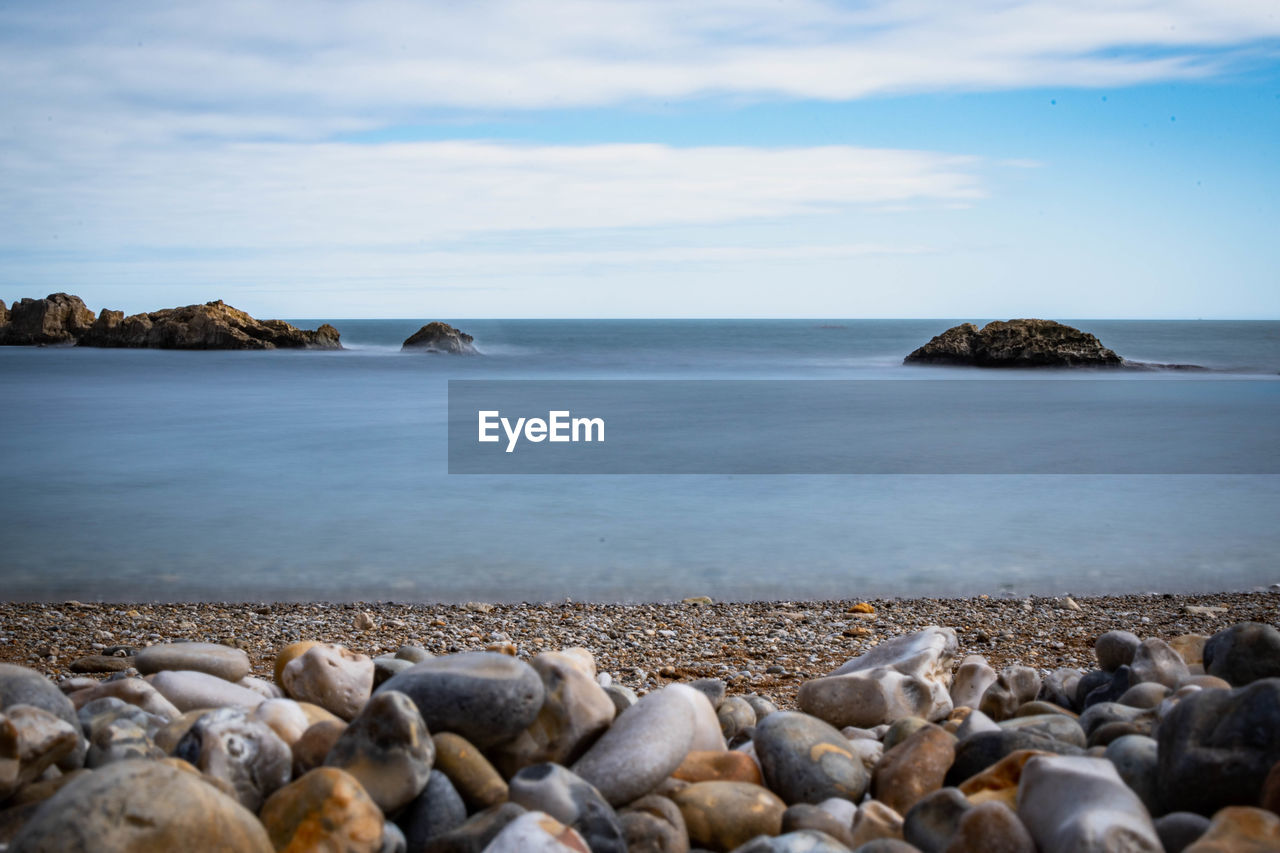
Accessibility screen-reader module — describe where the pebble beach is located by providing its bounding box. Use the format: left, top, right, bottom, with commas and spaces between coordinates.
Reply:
2, 591, 1279, 851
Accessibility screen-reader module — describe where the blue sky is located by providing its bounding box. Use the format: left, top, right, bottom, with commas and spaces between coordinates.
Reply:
0, 1, 1277, 318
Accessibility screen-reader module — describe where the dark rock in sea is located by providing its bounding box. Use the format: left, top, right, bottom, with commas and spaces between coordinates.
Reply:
402, 321, 478, 354
0, 293, 96, 345
78, 300, 341, 349
904, 319, 1123, 367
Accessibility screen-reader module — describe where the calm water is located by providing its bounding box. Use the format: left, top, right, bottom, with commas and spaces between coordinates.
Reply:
1, 319, 1277, 601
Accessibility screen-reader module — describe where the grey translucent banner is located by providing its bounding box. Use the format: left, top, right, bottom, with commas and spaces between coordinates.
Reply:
447, 379, 1280, 474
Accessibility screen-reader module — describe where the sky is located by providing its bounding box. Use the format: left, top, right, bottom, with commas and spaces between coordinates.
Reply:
0, 0, 1277, 318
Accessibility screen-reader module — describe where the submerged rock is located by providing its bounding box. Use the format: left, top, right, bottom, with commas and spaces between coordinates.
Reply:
401, 321, 477, 354
904, 319, 1123, 368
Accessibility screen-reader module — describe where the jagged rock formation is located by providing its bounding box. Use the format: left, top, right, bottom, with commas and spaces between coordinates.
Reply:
401, 322, 477, 354
0, 293, 97, 345
78, 301, 340, 350
905, 319, 1123, 367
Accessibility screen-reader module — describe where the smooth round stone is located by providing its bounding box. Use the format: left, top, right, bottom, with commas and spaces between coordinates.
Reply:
717, 696, 756, 741
1129, 639, 1190, 689
381, 820, 407, 853
150, 669, 266, 712
673, 749, 763, 785
688, 678, 727, 710
747, 694, 780, 721
1078, 701, 1151, 737
292, 720, 348, 778
67, 677, 180, 721
0, 705, 81, 799
275, 641, 323, 685
1157, 679, 1280, 816
1038, 668, 1084, 713
849, 799, 905, 847
980, 667, 1041, 722
402, 770, 468, 852
848, 736, 885, 773
603, 684, 637, 716
997, 714, 1086, 748
1153, 812, 1212, 853
1082, 667, 1132, 709
483, 810, 591, 853
572, 685, 698, 807
1012, 701, 1076, 720
85, 714, 164, 768
174, 707, 292, 811
377, 652, 544, 748
252, 698, 311, 747
734, 829, 853, 852
849, 841, 919, 853
135, 643, 250, 682
667, 683, 727, 752
1017, 755, 1161, 853
394, 645, 433, 664
815, 796, 858, 826
949, 656, 997, 711
954, 709, 999, 740
282, 643, 374, 721
956, 748, 1050, 808
671, 781, 786, 852
1169, 635, 1208, 667
260, 767, 384, 853
944, 800, 1036, 853
1104, 735, 1159, 816
883, 717, 930, 750
782, 803, 856, 848
902, 786, 970, 853
945, 730, 1083, 787
68, 655, 133, 674
756, 711, 870, 805
871, 724, 957, 816
237, 676, 284, 701
432, 731, 509, 810
325, 690, 433, 814
1095, 631, 1141, 672
374, 657, 415, 688
509, 763, 625, 853
0, 664, 85, 771
8, 759, 272, 852
1117, 682, 1171, 710
619, 793, 689, 853
1203, 622, 1280, 686
1183, 806, 1280, 851
425, 802, 528, 852
491, 650, 617, 775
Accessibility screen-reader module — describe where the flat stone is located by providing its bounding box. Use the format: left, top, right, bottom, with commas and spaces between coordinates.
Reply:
135, 642, 250, 682
282, 643, 374, 721
979, 666, 1040, 722
325, 690, 433, 813
1157, 679, 1280, 815
1095, 631, 1141, 672
377, 652, 544, 748
174, 707, 292, 811
432, 731, 509, 810
0, 663, 86, 770
902, 786, 970, 853
948, 656, 996, 711
733, 829, 854, 852
1129, 638, 1190, 689
673, 749, 763, 785
260, 767, 383, 853
872, 724, 956, 816
756, 711, 871, 805
490, 650, 616, 775
1078, 701, 1152, 737
150, 669, 265, 712
68, 677, 180, 721
1117, 682, 1171, 709
1203, 623, 1280, 687
849, 799, 905, 847
402, 770, 468, 851
671, 781, 786, 852
798, 627, 957, 729
482, 810, 590, 853
944, 801, 1036, 853
1017, 755, 1162, 853
0, 706, 80, 800
956, 749, 1051, 808
1154, 812, 1212, 853
7, 759, 272, 852
509, 762, 626, 853
395, 645, 433, 664
997, 714, 1085, 748
946, 730, 1082, 787
1184, 806, 1280, 852
619, 794, 689, 853
782, 803, 856, 848
68, 655, 133, 674
572, 684, 698, 807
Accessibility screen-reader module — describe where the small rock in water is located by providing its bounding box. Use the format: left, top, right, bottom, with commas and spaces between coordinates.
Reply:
260, 767, 384, 853
282, 643, 375, 721
135, 642, 250, 682
174, 706, 292, 811
324, 690, 433, 813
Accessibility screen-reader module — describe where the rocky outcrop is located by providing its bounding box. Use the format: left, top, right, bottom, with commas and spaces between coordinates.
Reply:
904, 319, 1123, 367
402, 322, 477, 354
0, 293, 97, 345
78, 300, 341, 350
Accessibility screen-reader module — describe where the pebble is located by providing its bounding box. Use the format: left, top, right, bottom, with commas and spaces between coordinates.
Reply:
378, 651, 544, 747
944, 800, 1036, 853
1039, 668, 1082, 711
948, 656, 996, 711
281, 643, 374, 721
604, 683, 638, 715
1154, 812, 1213, 853
67, 676, 180, 720
978, 666, 1040, 722
674, 749, 763, 785
872, 724, 957, 816
509, 762, 626, 853
688, 677, 727, 709
0, 705, 80, 799
1117, 681, 1171, 709
251, 697, 312, 746
618, 793, 690, 853
997, 714, 1086, 748
1202, 622, 1280, 686
717, 695, 757, 741
849, 799, 905, 846
946, 729, 1081, 787
782, 803, 857, 848
68, 654, 133, 673
150, 669, 266, 712
402, 769, 468, 851
672, 780, 786, 852
174, 707, 292, 811
424, 801, 527, 853
798, 627, 957, 728
734, 829, 854, 852
259, 767, 384, 853
324, 689, 433, 813
482, 810, 591, 852
291, 719, 347, 777
1184, 806, 1280, 852
955, 748, 1047, 807
135, 642, 251, 682
432, 730, 509, 809
7, 758, 273, 852
0, 663, 86, 770
1017, 755, 1162, 853
901, 786, 970, 852
84, 710, 165, 767
1104, 734, 1160, 815
1129, 638, 1190, 689
274, 640, 323, 685
572, 684, 698, 806
1094, 631, 1141, 673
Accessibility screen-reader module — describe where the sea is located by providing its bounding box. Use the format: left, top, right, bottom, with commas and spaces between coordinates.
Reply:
1, 319, 1277, 602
